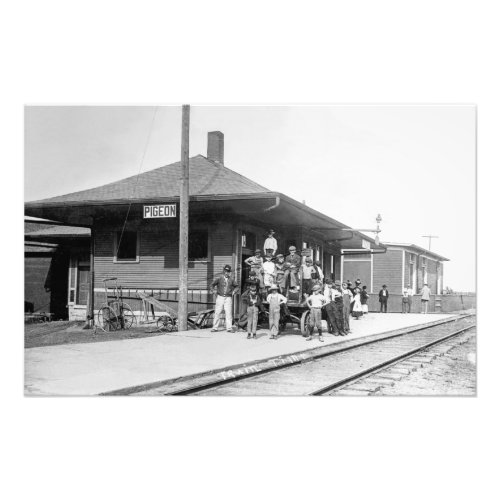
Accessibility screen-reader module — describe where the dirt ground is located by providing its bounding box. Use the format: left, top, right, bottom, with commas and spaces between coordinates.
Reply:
376, 330, 477, 396
24, 321, 167, 349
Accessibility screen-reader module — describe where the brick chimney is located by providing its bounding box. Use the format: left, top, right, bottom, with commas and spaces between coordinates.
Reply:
207, 131, 224, 165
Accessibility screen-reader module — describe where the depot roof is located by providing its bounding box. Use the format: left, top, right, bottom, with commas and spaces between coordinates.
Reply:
25, 154, 385, 252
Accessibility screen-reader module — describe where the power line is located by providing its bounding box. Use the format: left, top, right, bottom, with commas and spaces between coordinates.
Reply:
421, 235, 439, 251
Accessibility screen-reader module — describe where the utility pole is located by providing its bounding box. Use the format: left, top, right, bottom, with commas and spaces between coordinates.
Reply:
422, 235, 438, 251
178, 105, 190, 331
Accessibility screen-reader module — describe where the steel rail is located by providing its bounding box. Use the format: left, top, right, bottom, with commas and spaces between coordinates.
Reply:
310, 324, 475, 396
168, 314, 475, 396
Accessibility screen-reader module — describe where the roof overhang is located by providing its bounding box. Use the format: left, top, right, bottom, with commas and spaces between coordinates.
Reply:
383, 242, 449, 261
25, 192, 386, 252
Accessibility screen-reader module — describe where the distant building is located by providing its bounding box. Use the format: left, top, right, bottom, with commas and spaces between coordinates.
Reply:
342, 242, 449, 312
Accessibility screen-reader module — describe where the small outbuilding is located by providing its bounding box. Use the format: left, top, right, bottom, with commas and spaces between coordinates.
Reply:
342, 242, 449, 312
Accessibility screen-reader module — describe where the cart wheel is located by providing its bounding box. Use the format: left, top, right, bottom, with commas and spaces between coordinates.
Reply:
237, 313, 248, 329
258, 310, 270, 327
120, 303, 136, 330
157, 315, 175, 332
300, 310, 311, 337
97, 306, 119, 332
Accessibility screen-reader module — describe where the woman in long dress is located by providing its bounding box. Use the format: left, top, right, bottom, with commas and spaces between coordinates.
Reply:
352, 287, 363, 319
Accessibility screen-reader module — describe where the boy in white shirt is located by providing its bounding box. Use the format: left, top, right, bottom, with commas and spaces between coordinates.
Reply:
402, 283, 413, 313
262, 253, 276, 293
305, 284, 327, 342
266, 284, 287, 339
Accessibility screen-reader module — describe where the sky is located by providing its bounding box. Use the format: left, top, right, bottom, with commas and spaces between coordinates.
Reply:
24, 105, 476, 291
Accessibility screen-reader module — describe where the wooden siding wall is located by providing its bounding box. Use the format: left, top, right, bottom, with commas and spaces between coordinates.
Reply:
25, 255, 52, 312
342, 257, 372, 290
426, 259, 438, 293
404, 251, 413, 289
94, 220, 234, 290
373, 249, 402, 294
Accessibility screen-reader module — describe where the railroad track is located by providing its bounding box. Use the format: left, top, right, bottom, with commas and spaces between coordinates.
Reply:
174, 314, 475, 396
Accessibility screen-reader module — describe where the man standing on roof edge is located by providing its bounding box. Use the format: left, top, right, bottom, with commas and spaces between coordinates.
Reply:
211, 265, 239, 332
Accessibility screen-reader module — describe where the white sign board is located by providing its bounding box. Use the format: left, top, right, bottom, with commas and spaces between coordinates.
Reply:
361, 239, 371, 249
143, 204, 177, 218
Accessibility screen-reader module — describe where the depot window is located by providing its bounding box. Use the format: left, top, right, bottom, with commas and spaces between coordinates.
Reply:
189, 229, 209, 261
114, 231, 139, 263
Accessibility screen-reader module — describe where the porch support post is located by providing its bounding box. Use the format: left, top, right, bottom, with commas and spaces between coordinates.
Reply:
84, 225, 95, 329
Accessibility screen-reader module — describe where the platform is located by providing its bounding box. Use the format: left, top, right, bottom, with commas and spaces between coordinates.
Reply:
24, 313, 457, 396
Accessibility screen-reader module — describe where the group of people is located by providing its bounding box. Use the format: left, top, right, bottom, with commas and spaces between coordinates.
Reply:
243, 229, 325, 299
303, 279, 368, 342
379, 283, 432, 314
401, 283, 432, 314
209, 229, 434, 341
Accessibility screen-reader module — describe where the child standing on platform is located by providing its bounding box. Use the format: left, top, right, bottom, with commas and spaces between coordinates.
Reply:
242, 283, 263, 339
266, 284, 287, 340
305, 284, 326, 342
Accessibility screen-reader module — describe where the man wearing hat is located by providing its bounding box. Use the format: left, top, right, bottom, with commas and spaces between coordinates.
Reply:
274, 253, 289, 294
332, 280, 347, 335
378, 284, 389, 313
211, 264, 239, 332
323, 279, 339, 334
266, 284, 287, 340
420, 283, 431, 314
305, 284, 326, 342
284, 246, 301, 291
263, 229, 278, 257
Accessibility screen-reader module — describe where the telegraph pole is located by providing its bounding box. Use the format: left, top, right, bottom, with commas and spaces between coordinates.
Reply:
178, 105, 190, 331
422, 235, 438, 251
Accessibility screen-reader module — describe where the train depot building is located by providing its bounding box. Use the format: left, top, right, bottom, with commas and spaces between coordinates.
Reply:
25, 132, 385, 321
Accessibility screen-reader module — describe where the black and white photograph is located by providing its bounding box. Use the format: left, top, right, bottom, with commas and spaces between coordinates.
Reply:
6, 2, 499, 499
24, 104, 476, 397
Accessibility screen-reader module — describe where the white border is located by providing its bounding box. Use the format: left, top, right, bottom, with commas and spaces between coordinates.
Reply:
9, 3, 495, 499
